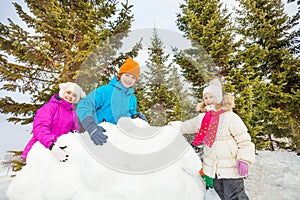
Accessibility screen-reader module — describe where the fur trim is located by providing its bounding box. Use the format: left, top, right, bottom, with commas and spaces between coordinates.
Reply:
196, 93, 235, 112
222, 93, 235, 111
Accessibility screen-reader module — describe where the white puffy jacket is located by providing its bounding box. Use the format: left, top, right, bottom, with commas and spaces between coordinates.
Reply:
178, 111, 255, 179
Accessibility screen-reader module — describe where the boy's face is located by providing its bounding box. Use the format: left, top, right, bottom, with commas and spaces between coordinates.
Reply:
120, 73, 137, 88
203, 92, 217, 106
62, 90, 77, 103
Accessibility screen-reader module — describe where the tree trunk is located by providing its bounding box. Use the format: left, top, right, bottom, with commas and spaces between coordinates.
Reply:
296, 135, 300, 156
268, 133, 275, 151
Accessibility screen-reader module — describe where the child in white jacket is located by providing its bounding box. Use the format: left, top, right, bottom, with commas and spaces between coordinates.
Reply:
169, 78, 255, 200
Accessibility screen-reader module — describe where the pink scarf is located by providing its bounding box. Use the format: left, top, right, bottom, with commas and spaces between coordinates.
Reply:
192, 110, 224, 148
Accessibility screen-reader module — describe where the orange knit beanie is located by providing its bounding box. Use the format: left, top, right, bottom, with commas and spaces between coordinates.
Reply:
118, 58, 140, 80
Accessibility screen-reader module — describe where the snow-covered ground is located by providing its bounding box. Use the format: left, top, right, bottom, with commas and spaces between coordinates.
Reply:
0, 176, 12, 200
245, 150, 300, 200
1, 150, 299, 200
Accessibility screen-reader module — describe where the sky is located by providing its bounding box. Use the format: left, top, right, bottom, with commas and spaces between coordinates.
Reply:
0, 0, 298, 159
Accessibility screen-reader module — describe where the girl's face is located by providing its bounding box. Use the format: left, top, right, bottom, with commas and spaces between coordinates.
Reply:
203, 92, 217, 106
62, 90, 77, 103
120, 73, 137, 88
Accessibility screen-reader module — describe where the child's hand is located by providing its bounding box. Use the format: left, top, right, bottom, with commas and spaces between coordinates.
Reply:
236, 161, 249, 176
199, 169, 214, 188
89, 126, 108, 145
82, 116, 108, 145
49, 142, 69, 162
131, 112, 148, 122
167, 121, 182, 130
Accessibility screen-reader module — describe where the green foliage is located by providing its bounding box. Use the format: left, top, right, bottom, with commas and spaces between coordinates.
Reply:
167, 64, 196, 121
234, 0, 300, 150
138, 29, 173, 126
173, 48, 212, 99
136, 29, 196, 126
2, 150, 26, 174
175, 0, 236, 98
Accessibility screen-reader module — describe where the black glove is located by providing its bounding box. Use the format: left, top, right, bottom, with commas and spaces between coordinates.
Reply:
81, 116, 108, 145
131, 112, 148, 122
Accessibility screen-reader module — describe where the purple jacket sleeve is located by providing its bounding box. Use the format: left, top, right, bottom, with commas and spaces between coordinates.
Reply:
71, 110, 81, 132
21, 137, 37, 159
32, 103, 57, 148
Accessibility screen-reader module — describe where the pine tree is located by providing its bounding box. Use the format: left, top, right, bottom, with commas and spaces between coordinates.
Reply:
167, 63, 196, 122
138, 29, 196, 125
235, 0, 300, 150
136, 40, 196, 125
140, 29, 174, 126
224, 68, 259, 140
176, 0, 236, 99
0, 0, 135, 124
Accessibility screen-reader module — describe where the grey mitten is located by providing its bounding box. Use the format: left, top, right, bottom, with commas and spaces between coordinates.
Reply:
82, 116, 108, 145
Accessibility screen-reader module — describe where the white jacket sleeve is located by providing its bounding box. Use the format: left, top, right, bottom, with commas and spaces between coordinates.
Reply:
180, 113, 205, 134
229, 112, 255, 164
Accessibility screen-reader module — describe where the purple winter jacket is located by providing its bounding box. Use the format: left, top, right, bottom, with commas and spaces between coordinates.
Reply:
21, 94, 80, 159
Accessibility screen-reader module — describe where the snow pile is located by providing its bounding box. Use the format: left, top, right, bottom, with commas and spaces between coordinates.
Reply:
6, 117, 205, 200
2, 149, 300, 200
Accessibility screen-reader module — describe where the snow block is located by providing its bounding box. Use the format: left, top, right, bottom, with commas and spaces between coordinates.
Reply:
6, 117, 205, 200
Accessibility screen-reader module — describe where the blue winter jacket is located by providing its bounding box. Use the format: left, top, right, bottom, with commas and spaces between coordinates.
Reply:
76, 76, 137, 124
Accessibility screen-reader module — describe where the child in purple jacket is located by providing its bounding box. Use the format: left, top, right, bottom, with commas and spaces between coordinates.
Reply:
21, 82, 86, 162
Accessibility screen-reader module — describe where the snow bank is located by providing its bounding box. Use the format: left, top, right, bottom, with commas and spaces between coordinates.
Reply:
6, 117, 205, 200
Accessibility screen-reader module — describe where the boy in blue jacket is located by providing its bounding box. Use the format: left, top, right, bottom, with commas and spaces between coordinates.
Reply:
76, 58, 146, 145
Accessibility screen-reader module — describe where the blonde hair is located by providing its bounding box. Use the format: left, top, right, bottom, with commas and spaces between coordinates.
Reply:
196, 93, 235, 112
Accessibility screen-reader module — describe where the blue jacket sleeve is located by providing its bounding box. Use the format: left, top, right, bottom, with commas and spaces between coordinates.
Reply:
76, 89, 103, 122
